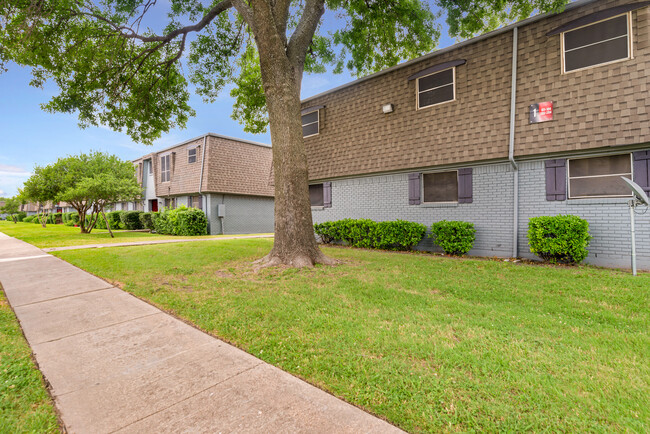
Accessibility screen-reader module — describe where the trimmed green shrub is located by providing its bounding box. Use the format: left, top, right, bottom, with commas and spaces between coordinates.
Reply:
430, 220, 476, 255
5, 215, 11, 221
23, 216, 34, 223
65, 220, 75, 226
314, 219, 426, 251
139, 212, 155, 230
15, 211, 26, 222
372, 220, 427, 250
63, 212, 80, 224
528, 215, 591, 264
105, 211, 124, 230
153, 206, 207, 236
120, 211, 144, 230
47, 212, 62, 224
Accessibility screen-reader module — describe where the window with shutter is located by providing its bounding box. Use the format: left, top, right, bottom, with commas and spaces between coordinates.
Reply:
458, 168, 473, 203
633, 150, 650, 195
309, 184, 324, 206
567, 154, 633, 199
423, 171, 458, 203
545, 159, 567, 201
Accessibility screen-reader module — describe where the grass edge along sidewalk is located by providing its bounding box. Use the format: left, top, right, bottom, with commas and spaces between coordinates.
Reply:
0, 287, 60, 433
53, 238, 650, 433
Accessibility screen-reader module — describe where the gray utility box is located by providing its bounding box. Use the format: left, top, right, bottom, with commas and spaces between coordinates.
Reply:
216, 204, 226, 217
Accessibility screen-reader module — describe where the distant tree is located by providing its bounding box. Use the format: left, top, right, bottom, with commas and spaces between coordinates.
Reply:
54, 152, 142, 233
64, 172, 142, 236
0, 197, 21, 223
1, 0, 567, 266
21, 165, 60, 227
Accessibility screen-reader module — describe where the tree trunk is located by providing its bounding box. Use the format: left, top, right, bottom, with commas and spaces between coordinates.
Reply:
253, 47, 336, 268
102, 208, 114, 238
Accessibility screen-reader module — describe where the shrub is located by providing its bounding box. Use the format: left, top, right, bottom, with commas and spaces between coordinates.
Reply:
430, 220, 476, 255
63, 212, 80, 224
47, 212, 62, 224
120, 211, 144, 230
528, 215, 591, 264
153, 207, 207, 236
15, 211, 26, 222
5, 215, 11, 221
314, 219, 426, 251
139, 212, 155, 230
372, 220, 427, 250
105, 211, 124, 230
23, 216, 34, 223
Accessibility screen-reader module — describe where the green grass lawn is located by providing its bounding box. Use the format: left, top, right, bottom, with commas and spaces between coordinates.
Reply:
52, 239, 650, 432
0, 289, 59, 433
0, 220, 270, 248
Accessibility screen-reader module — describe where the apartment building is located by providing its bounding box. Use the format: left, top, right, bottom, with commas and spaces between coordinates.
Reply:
302, 0, 650, 269
121, 133, 274, 235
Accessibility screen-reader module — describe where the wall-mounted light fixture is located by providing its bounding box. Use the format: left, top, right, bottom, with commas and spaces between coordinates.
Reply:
382, 103, 394, 114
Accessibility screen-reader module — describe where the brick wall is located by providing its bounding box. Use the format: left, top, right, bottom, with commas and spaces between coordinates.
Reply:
312, 158, 650, 269
517, 160, 650, 269
312, 163, 515, 257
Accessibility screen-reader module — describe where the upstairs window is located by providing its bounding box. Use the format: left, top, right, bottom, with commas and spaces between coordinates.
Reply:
417, 68, 455, 109
563, 14, 631, 73
423, 171, 458, 203
302, 110, 319, 138
161, 154, 170, 182
568, 154, 632, 198
188, 147, 197, 164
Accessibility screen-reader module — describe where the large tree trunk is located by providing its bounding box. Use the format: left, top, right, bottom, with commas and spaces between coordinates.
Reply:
254, 42, 335, 268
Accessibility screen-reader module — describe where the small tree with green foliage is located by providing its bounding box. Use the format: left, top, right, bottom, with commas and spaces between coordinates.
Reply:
0, 197, 23, 223
21, 166, 60, 228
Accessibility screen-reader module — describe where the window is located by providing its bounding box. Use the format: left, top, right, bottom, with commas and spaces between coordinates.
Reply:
309, 184, 324, 206
568, 154, 632, 198
423, 171, 458, 203
188, 147, 197, 164
417, 68, 455, 109
563, 14, 631, 73
164, 198, 176, 209
302, 110, 319, 137
190, 195, 201, 209
161, 154, 170, 182
148, 160, 152, 174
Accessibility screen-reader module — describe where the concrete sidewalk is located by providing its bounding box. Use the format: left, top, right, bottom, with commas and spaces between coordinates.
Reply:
42, 233, 274, 252
0, 233, 402, 433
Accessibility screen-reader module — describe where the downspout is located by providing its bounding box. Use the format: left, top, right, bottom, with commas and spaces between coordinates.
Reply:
198, 134, 208, 231
509, 26, 519, 259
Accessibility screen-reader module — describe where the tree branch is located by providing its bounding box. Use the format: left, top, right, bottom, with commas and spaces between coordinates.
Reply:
286, 0, 325, 67
75, 0, 233, 43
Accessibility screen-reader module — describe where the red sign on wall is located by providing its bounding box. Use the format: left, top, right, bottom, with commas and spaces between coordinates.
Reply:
529, 101, 553, 123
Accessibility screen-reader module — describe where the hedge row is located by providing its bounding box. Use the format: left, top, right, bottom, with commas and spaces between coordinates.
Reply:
4, 211, 27, 222
315, 214, 591, 264
314, 219, 427, 251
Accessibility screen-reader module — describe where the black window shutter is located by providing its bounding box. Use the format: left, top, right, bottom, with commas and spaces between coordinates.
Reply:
545, 159, 567, 201
323, 182, 332, 208
633, 150, 650, 195
408, 173, 421, 205
458, 168, 473, 203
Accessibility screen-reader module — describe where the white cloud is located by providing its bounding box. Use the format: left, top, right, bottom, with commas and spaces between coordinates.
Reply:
0, 164, 31, 197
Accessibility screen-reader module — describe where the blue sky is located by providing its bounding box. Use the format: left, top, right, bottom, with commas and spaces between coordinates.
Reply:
0, 6, 456, 197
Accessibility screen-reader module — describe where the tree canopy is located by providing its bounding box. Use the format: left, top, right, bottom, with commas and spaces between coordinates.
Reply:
22, 151, 141, 233
1, 0, 568, 266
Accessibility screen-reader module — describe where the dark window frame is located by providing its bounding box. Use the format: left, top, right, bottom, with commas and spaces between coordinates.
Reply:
562, 12, 632, 74
309, 183, 324, 207
422, 170, 459, 203
188, 147, 197, 164
567, 153, 633, 199
302, 110, 320, 138
416, 67, 456, 110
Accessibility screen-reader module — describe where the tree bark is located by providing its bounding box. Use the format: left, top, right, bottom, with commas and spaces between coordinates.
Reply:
253, 31, 336, 268
101, 208, 114, 238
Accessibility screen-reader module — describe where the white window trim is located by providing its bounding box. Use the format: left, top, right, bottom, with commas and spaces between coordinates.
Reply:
561, 12, 633, 75
302, 110, 320, 138
421, 169, 459, 204
188, 147, 197, 164
416, 67, 456, 110
567, 153, 633, 199
160, 153, 171, 183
